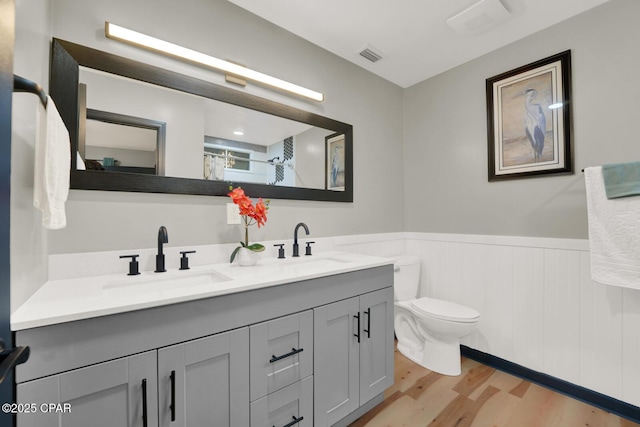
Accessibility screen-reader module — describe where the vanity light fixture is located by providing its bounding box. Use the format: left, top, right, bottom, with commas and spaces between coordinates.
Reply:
104, 22, 324, 102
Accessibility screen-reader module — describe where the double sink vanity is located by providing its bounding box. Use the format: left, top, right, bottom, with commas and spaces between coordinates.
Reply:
12, 250, 395, 427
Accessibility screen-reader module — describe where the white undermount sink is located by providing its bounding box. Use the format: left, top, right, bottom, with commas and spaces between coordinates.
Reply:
103, 269, 232, 295
267, 254, 353, 271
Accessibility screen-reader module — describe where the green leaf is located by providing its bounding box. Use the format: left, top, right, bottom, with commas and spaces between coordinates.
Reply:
229, 246, 241, 263
246, 243, 265, 252
239, 241, 247, 248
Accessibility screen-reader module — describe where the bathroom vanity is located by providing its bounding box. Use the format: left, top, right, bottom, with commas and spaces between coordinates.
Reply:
11, 252, 394, 427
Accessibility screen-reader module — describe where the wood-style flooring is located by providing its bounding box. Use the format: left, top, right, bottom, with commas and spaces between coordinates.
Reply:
350, 344, 639, 427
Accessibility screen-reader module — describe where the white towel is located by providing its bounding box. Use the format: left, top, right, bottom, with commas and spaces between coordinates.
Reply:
585, 166, 640, 289
34, 96, 70, 229
212, 156, 225, 180
203, 154, 212, 180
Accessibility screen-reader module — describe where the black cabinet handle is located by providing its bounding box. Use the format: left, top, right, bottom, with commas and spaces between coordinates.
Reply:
354, 313, 360, 343
170, 370, 176, 422
364, 308, 371, 338
141, 379, 148, 427
270, 347, 304, 363
0, 339, 30, 385
274, 415, 304, 427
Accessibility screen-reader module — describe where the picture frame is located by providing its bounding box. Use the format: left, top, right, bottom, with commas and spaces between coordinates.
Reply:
486, 50, 573, 181
325, 133, 346, 191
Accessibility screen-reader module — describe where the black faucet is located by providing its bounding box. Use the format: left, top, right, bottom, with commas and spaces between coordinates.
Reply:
155, 226, 169, 273
292, 222, 310, 257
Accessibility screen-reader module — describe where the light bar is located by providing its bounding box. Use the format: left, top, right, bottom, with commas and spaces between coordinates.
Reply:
105, 22, 324, 102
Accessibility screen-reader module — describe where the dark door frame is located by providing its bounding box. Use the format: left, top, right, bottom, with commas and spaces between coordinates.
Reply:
0, 0, 15, 426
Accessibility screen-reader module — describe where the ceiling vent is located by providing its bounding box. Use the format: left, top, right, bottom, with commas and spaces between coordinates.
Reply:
446, 0, 511, 36
358, 45, 383, 63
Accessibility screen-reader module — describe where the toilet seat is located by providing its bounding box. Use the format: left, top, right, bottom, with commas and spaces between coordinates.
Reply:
411, 297, 480, 323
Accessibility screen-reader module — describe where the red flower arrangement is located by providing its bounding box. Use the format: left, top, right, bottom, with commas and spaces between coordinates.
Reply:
228, 187, 269, 263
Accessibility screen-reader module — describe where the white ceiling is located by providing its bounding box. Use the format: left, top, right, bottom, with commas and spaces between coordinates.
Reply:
204, 98, 313, 145
227, 0, 610, 88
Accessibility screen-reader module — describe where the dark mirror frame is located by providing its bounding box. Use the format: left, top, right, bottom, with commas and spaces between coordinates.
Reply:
50, 38, 353, 202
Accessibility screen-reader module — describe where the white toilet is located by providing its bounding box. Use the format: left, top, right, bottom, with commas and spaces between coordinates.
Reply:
393, 255, 480, 376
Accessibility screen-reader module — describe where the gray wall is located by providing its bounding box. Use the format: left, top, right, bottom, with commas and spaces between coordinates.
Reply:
52, 0, 404, 250
295, 127, 331, 190
11, 0, 51, 315
11, 0, 404, 309
403, 0, 640, 239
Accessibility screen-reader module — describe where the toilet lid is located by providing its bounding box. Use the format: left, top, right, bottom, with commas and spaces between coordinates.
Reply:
411, 298, 480, 322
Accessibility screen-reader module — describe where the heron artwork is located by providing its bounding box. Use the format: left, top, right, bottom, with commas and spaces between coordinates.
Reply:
523, 88, 546, 162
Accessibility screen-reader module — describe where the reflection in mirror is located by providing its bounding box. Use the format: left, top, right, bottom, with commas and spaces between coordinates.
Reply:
51, 38, 353, 201
326, 133, 346, 191
83, 108, 166, 176
203, 129, 335, 189
79, 66, 336, 189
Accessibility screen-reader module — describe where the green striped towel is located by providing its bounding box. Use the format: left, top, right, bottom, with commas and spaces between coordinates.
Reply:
601, 161, 640, 199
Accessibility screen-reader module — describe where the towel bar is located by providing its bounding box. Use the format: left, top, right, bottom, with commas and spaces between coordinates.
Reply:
13, 74, 47, 107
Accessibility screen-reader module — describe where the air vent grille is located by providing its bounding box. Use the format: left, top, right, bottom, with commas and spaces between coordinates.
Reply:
359, 47, 383, 63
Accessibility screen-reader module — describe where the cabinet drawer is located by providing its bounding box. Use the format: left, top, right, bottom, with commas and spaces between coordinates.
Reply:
250, 376, 312, 427
250, 310, 313, 401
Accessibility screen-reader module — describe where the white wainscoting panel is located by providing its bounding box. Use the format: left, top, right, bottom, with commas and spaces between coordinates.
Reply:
579, 250, 623, 399
511, 246, 544, 373
402, 233, 640, 407
622, 287, 640, 405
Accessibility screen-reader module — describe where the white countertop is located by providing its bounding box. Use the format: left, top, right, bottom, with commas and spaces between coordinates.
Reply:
11, 251, 393, 331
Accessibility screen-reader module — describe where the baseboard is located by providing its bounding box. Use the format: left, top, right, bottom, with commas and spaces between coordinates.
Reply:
460, 346, 640, 423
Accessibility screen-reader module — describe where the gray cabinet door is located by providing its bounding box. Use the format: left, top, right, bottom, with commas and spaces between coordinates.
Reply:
313, 297, 360, 426
250, 310, 313, 402
359, 287, 394, 405
17, 350, 158, 427
157, 327, 249, 427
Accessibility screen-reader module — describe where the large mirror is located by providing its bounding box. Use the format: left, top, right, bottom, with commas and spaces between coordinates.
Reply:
50, 39, 353, 202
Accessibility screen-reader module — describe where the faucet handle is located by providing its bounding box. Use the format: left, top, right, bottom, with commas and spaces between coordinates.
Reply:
179, 250, 196, 270
273, 244, 285, 259
305, 241, 315, 256
119, 254, 140, 276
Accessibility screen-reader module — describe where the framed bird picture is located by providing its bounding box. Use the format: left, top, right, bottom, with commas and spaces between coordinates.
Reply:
486, 50, 573, 181
326, 133, 346, 191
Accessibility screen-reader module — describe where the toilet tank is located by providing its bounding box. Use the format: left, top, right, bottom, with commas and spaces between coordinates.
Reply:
393, 255, 421, 301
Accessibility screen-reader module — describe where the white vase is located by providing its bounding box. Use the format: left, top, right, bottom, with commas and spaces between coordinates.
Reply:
235, 247, 259, 266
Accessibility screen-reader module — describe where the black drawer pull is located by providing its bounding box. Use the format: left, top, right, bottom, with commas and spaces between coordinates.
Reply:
170, 370, 176, 422
274, 415, 304, 427
354, 313, 360, 343
363, 307, 371, 338
270, 347, 304, 363
141, 379, 148, 427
